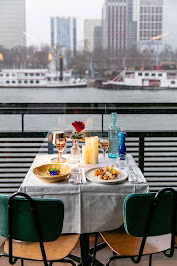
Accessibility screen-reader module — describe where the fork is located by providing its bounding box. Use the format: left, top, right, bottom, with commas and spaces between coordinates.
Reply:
129, 166, 139, 182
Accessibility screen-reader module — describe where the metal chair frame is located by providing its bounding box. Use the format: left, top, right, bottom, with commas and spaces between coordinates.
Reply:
1, 192, 77, 266
92, 188, 177, 266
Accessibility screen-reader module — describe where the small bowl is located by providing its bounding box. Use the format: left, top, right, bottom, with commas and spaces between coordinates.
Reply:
33, 163, 71, 183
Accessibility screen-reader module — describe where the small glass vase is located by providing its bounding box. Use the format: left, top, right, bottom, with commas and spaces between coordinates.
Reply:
68, 139, 81, 172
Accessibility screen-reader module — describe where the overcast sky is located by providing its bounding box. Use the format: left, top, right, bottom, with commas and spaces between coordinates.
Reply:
26, 0, 105, 47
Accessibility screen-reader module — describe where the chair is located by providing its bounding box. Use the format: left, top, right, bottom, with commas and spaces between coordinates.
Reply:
93, 188, 177, 266
0, 192, 79, 266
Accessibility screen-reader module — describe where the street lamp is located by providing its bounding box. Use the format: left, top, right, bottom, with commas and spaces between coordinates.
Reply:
150, 32, 168, 66
0, 53, 3, 71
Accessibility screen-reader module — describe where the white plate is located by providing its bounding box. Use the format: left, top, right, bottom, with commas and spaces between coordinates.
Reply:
85, 167, 128, 184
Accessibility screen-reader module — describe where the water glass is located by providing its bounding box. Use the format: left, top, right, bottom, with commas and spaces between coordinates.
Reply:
68, 154, 81, 173
116, 154, 128, 171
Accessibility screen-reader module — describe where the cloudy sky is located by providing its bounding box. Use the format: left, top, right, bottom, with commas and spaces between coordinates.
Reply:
26, 0, 105, 47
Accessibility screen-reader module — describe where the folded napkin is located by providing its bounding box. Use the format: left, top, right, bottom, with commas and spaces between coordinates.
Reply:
128, 166, 146, 184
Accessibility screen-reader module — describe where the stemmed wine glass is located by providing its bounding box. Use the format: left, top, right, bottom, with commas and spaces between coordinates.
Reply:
99, 137, 109, 158
51, 131, 67, 163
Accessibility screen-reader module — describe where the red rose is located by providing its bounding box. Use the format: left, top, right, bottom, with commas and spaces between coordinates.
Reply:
72, 121, 85, 132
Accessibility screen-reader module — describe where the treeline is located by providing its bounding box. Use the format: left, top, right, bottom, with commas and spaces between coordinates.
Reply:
0, 44, 177, 76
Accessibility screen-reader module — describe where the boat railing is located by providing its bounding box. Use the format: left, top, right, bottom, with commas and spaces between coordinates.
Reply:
0, 102, 177, 194
112, 70, 125, 82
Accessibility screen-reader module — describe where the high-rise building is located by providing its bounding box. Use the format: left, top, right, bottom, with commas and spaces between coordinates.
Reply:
94, 26, 102, 50
0, 0, 26, 49
51, 17, 77, 52
84, 19, 102, 52
162, 0, 177, 51
137, 0, 163, 52
102, 0, 137, 54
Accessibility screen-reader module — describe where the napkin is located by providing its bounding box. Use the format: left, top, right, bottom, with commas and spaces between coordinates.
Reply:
128, 166, 146, 184
133, 167, 146, 183
81, 168, 87, 183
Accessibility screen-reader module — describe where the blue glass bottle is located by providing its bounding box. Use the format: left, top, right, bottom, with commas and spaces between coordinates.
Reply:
118, 131, 127, 155
108, 112, 121, 158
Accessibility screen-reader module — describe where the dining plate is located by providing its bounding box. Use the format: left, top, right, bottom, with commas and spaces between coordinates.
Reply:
85, 167, 128, 184
33, 163, 71, 183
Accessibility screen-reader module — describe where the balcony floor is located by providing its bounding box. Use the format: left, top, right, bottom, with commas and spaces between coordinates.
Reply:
0, 235, 177, 265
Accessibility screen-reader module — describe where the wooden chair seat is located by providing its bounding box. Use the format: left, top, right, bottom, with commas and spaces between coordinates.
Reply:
100, 226, 171, 257
4, 234, 79, 261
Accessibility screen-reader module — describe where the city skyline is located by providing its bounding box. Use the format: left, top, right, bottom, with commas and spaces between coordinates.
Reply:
26, 0, 105, 47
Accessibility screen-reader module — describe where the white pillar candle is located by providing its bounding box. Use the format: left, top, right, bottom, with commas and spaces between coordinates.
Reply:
85, 137, 92, 164
82, 145, 90, 164
91, 136, 98, 164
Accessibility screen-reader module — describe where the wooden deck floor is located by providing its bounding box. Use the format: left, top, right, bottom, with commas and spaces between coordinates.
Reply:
0, 235, 177, 265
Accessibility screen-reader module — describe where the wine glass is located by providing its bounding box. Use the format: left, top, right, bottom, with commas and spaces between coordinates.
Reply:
51, 131, 67, 163
100, 137, 109, 158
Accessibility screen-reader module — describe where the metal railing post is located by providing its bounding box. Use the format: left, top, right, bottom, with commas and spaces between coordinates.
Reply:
22, 114, 24, 133
139, 136, 145, 173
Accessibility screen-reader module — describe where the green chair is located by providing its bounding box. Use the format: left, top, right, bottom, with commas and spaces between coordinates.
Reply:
93, 188, 177, 266
0, 192, 79, 266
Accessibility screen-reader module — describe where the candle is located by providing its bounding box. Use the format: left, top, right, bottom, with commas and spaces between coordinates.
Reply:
91, 136, 98, 164
85, 137, 92, 164
82, 145, 90, 164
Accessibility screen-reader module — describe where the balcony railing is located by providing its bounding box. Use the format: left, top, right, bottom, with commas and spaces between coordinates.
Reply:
1, 103, 177, 194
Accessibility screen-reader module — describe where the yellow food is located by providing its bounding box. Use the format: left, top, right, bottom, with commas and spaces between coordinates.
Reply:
94, 166, 119, 180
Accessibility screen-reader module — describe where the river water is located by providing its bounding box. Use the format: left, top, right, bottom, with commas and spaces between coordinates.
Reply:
0, 87, 177, 132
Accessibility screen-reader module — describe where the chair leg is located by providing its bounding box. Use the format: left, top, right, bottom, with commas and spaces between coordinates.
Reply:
92, 233, 99, 266
149, 254, 152, 266
21, 259, 24, 266
59, 259, 76, 266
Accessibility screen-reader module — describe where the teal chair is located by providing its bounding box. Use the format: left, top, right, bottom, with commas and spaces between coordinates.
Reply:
0, 192, 79, 266
93, 188, 177, 266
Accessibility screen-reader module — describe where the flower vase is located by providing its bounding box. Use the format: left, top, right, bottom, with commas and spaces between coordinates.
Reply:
71, 139, 81, 155
68, 140, 81, 171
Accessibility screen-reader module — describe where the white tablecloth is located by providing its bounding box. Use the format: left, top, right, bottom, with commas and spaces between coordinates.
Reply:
19, 154, 149, 234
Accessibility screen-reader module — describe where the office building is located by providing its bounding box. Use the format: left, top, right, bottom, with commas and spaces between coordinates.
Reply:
137, 0, 163, 52
51, 17, 77, 52
94, 26, 102, 50
102, 0, 137, 54
162, 0, 177, 51
84, 19, 102, 52
0, 0, 26, 49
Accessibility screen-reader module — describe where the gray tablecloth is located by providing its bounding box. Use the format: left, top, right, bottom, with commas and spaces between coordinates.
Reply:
19, 154, 149, 234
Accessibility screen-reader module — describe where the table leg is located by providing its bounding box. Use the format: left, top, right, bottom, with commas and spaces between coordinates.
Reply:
80, 234, 91, 266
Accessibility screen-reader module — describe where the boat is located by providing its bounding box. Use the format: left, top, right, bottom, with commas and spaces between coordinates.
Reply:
0, 69, 87, 88
101, 70, 177, 89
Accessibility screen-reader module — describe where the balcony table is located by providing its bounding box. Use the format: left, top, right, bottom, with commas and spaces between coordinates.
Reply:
19, 153, 149, 266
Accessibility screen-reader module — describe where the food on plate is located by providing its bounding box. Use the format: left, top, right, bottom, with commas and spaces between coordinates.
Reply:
94, 165, 119, 180
47, 167, 60, 176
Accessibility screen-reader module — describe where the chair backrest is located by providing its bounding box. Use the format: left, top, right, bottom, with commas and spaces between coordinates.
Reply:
123, 189, 177, 237
0, 193, 64, 242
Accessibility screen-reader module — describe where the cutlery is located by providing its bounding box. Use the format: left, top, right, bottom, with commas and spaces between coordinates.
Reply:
129, 166, 139, 183
133, 167, 145, 183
